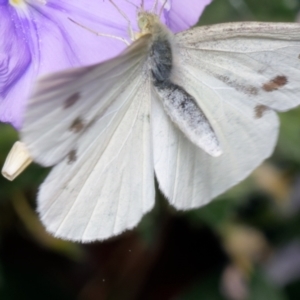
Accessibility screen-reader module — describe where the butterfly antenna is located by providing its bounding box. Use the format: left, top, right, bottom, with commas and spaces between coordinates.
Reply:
125, 0, 138, 9
68, 18, 130, 45
109, 0, 134, 41
159, 0, 168, 17
151, 0, 158, 13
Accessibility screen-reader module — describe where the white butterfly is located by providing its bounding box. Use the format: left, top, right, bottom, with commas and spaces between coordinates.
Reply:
11, 6, 300, 242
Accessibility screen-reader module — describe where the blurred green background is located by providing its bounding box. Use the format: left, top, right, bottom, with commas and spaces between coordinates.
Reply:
1, 0, 300, 299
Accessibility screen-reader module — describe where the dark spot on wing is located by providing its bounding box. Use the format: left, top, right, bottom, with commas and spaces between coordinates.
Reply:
254, 105, 269, 119
215, 75, 258, 96
64, 92, 80, 109
298, 54, 300, 59
263, 75, 287, 92
69, 117, 84, 133
67, 149, 77, 164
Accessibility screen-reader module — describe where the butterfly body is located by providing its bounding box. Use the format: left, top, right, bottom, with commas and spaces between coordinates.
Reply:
20, 9, 300, 242
142, 12, 222, 155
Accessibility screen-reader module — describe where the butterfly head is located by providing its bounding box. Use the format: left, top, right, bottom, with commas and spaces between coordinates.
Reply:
137, 11, 161, 36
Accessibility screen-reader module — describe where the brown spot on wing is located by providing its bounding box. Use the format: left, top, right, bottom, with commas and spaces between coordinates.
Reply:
298, 54, 300, 59
216, 75, 258, 96
262, 75, 287, 92
64, 92, 80, 109
254, 105, 269, 119
69, 117, 84, 133
67, 149, 77, 164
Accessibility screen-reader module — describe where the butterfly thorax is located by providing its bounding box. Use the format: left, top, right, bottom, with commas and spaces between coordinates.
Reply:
150, 35, 173, 85
137, 12, 173, 86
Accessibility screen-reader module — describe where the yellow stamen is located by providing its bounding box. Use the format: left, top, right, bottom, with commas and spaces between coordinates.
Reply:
9, 0, 46, 8
9, 0, 26, 7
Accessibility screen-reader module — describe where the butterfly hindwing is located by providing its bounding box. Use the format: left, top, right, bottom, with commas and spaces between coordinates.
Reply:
152, 70, 279, 209
38, 76, 155, 242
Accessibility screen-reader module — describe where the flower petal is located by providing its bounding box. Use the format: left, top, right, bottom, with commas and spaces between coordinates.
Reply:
26, 1, 129, 73
0, 4, 33, 128
166, 0, 212, 32
0, 65, 35, 129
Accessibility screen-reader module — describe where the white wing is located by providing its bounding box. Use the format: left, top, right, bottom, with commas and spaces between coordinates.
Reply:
175, 22, 300, 111
153, 22, 300, 209
22, 36, 151, 166
21, 36, 155, 242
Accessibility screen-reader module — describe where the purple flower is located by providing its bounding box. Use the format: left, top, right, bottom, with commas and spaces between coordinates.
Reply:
0, 0, 211, 129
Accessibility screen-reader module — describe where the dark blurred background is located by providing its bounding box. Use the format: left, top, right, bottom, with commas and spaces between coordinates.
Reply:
1, 0, 300, 299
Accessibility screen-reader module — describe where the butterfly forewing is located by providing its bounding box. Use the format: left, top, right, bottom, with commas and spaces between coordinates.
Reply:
21, 36, 151, 167
175, 22, 300, 111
